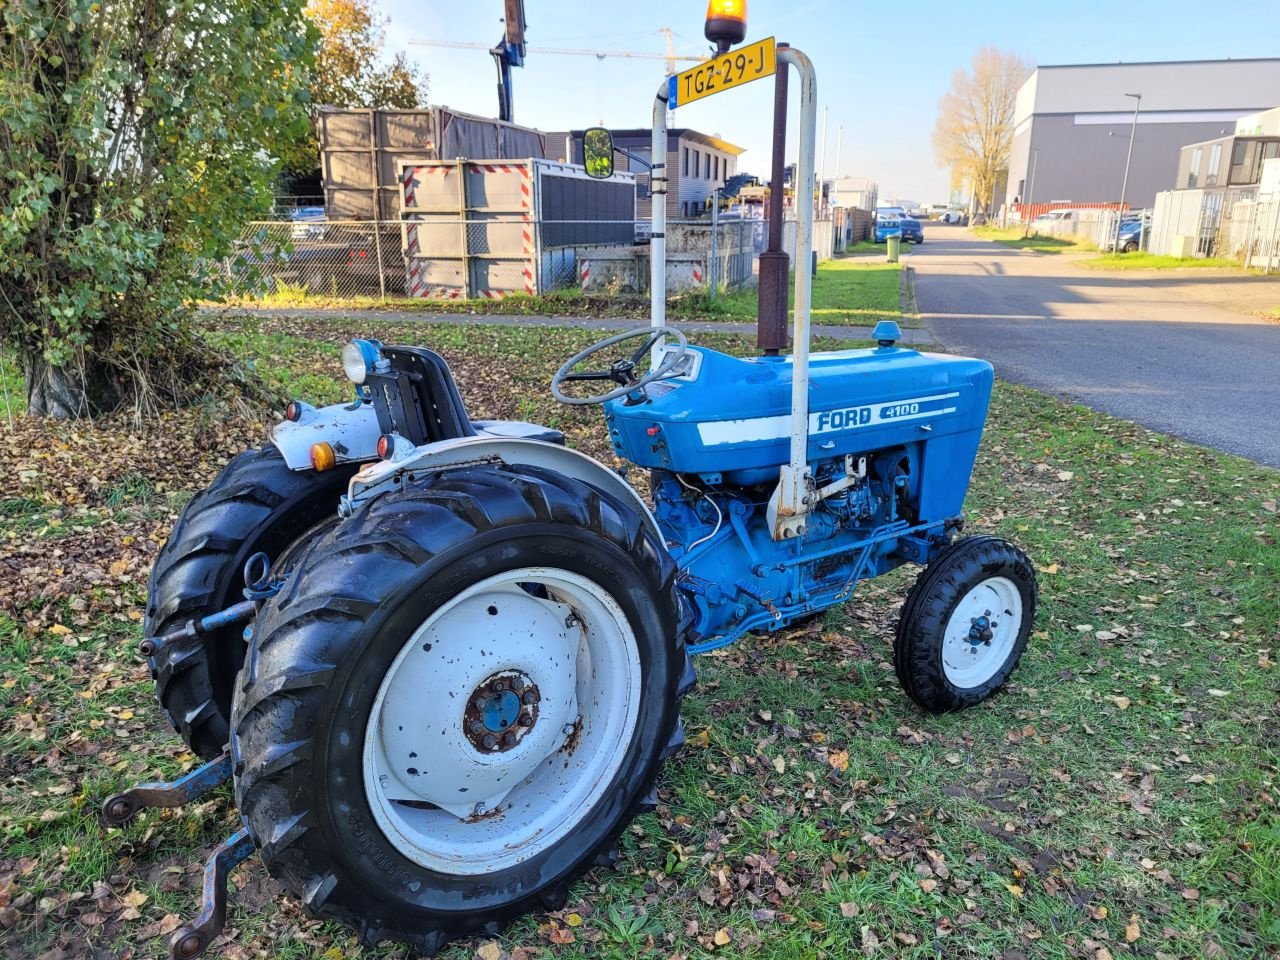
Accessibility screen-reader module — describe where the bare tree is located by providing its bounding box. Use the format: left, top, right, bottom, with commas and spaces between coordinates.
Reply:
933, 48, 1032, 213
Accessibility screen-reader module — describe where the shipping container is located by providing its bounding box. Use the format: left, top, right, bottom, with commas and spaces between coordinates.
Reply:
318, 106, 548, 220
399, 159, 636, 300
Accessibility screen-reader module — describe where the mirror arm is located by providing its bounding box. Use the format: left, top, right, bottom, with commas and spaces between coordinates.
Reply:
614, 147, 652, 171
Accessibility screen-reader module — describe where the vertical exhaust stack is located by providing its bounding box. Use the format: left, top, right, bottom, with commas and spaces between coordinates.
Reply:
757, 42, 790, 356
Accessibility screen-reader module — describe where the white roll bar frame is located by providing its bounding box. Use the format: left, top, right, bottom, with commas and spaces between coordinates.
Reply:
650, 46, 818, 540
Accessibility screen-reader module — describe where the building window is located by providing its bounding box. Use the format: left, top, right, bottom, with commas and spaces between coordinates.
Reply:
1206, 142, 1222, 186
1187, 147, 1202, 188
705, 153, 711, 179
683, 148, 689, 177
713, 155, 719, 181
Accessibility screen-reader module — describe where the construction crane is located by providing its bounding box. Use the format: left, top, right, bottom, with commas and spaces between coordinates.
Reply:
410, 37, 706, 70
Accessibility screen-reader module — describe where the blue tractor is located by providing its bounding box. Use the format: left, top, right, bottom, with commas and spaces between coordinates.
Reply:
105, 18, 1036, 960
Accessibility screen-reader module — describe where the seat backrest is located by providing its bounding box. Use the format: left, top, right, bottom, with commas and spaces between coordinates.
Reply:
364, 346, 477, 446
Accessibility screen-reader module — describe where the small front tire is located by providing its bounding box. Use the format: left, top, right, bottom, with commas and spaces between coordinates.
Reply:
893, 536, 1036, 713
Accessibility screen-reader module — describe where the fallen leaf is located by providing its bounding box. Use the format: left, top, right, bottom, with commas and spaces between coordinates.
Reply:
828, 749, 849, 772
1126, 915, 1141, 942
840, 901, 860, 918
772, 756, 786, 774
919, 878, 937, 893
475, 940, 502, 960
713, 928, 731, 946
1107, 695, 1131, 710
564, 913, 583, 928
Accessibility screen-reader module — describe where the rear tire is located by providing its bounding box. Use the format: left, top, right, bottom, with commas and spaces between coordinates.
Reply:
145, 444, 357, 758
893, 536, 1036, 713
231, 464, 695, 953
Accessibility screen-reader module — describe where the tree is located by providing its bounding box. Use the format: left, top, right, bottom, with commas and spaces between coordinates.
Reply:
0, 0, 315, 417
933, 48, 1032, 214
306, 0, 426, 112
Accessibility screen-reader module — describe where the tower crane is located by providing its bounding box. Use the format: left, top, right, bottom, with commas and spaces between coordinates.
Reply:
410, 21, 707, 122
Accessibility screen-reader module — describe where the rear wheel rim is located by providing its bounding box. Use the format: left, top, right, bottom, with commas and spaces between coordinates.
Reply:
362, 566, 641, 875
940, 576, 1022, 689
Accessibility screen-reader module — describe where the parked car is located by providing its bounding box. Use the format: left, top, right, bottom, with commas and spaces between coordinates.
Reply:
1032, 209, 1075, 223
874, 217, 903, 243
1103, 217, 1145, 253
287, 206, 328, 241
875, 205, 907, 221
899, 214, 924, 243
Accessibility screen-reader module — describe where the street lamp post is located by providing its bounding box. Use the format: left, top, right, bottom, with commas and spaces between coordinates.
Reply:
1115, 92, 1142, 253
1022, 148, 1038, 238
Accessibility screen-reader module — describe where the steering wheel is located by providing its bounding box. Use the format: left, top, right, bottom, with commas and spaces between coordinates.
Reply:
551, 325, 689, 406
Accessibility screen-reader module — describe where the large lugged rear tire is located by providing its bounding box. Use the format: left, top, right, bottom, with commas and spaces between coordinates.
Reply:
230, 464, 695, 954
893, 536, 1037, 713
145, 444, 357, 758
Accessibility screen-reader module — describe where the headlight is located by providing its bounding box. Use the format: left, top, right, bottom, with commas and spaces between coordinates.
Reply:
341, 339, 381, 384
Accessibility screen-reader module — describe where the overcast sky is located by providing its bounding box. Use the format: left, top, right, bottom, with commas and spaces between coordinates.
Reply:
380, 0, 1279, 205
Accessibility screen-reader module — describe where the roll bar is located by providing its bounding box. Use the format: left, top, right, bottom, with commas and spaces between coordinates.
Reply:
649, 47, 818, 539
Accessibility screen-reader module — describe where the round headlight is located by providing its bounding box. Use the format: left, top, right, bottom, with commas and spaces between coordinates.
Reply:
341, 339, 379, 384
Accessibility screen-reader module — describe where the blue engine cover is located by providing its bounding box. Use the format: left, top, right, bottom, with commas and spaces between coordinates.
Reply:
604, 344, 993, 523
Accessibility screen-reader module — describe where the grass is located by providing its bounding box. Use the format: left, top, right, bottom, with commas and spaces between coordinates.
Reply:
229, 258, 906, 329
973, 225, 1097, 254
1079, 253, 1246, 271
1, 318, 1276, 959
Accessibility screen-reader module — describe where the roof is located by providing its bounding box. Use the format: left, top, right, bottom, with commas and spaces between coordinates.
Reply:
568, 128, 746, 155
1036, 57, 1280, 70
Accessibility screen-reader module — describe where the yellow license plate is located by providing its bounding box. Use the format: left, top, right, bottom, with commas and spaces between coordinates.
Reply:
668, 36, 776, 108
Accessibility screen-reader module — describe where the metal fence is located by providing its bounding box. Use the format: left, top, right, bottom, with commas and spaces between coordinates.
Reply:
223, 216, 768, 301
1218, 197, 1280, 270
1018, 208, 1153, 252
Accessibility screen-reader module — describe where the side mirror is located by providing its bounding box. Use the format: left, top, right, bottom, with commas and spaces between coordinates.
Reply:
583, 127, 614, 179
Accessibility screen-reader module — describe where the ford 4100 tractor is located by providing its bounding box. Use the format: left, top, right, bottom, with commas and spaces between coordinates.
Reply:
102, 21, 1036, 960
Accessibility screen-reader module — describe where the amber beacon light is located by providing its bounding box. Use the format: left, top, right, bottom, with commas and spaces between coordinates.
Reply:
704, 0, 747, 53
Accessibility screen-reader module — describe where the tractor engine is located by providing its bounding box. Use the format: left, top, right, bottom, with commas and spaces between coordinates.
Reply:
603, 343, 994, 651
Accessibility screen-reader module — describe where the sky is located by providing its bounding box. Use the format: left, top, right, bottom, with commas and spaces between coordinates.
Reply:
379, 0, 1279, 204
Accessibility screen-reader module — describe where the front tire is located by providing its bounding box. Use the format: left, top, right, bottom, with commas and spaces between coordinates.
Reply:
145, 444, 357, 758
231, 464, 694, 953
893, 536, 1036, 713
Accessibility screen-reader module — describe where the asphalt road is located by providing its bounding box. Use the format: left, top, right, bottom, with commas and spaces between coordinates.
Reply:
909, 225, 1280, 468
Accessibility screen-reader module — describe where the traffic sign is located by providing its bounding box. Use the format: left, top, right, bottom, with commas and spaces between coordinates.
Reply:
668, 36, 776, 109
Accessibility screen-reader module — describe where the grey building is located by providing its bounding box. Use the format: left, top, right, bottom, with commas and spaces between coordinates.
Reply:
554, 128, 745, 219
1006, 58, 1280, 212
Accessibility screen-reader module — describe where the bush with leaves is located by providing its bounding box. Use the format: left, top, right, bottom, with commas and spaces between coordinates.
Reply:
0, 0, 315, 417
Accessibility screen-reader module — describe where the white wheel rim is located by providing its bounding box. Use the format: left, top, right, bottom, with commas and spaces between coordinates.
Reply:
362, 567, 642, 875
941, 576, 1023, 689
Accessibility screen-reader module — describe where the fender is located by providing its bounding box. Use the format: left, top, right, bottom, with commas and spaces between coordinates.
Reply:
342, 436, 661, 540
271, 400, 380, 470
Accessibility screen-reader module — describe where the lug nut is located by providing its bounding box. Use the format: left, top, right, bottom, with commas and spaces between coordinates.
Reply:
492, 679, 507, 692
519, 714, 534, 727
473, 697, 486, 710
469, 720, 484, 734
502, 731, 517, 746
481, 733, 497, 749
521, 690, 536, 705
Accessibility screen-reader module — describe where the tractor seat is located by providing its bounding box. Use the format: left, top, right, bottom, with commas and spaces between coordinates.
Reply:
367, 345, 564, 447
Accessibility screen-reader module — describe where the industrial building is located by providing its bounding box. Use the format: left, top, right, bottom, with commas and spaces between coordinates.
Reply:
1005, 58, 1280, 212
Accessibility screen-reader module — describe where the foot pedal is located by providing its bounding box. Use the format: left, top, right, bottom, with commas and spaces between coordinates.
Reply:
101, 749, 231, 826
168, 828, 255, 960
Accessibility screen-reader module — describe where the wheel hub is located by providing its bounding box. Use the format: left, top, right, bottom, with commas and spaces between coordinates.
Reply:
968, 614, 996, 646
464, 672, 540, 752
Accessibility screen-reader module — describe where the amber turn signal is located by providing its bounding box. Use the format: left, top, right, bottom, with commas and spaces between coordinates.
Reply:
310, 442, 336, 472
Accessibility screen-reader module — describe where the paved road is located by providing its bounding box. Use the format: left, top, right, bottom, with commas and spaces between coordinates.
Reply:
909, 225, 1280, 468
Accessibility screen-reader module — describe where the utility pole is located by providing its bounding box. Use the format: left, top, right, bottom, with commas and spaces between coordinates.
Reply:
817, 106, 828, 218
1115, 93, 1142, 253
1022, 148, 1038, 238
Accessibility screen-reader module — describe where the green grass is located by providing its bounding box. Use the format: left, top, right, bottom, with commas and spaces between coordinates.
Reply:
973, 225, 1097, 253
225, 258, 905, 329
1080, 253, 1246, 270
1, 319, 1276, 959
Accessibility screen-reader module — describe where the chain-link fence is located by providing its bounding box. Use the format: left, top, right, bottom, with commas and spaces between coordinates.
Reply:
222, 216, 769, 301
